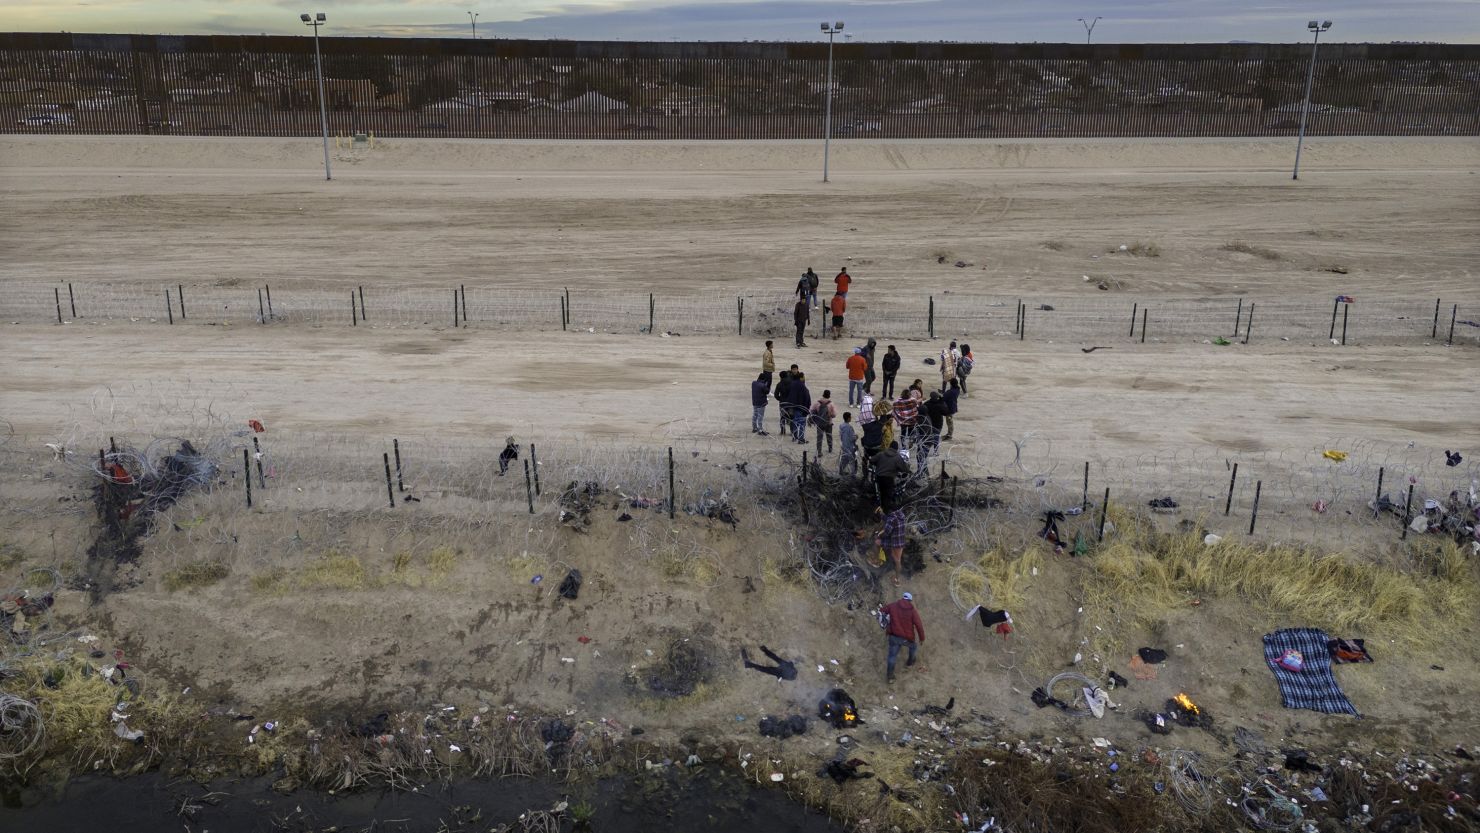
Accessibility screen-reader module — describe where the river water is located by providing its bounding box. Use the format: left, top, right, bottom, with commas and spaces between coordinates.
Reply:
1, 768, 843, 832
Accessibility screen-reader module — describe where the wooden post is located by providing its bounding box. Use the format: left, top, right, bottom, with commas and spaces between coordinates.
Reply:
1248, 480, 1262, 535
54, 287, 63, 324
1328, 297, 1340, 340
456, 290, 462, 329
1400, 483, 1415, 539
1372, 466, 1384, 519
166, 289, 173, 325
949, 475, 958, 526
1081, 461, 1089, 510
1140, 307, 1148, 344
1233, 298, 1242, 336
243, 448, 252, 508
1014, 299, 1021, 334
351, 292, 357, 326
1129, 302, 1138, 338
393, 438, 404, 492
1224, 462, 1238, 516
178, 284, 186, 320
560, 296, 566, 331
1432, 298, 1441, 338
738, 297, 744, 335
1096, 487, 1110, 542
928, 295, 934, 338
564, 287, 570, 327
67, 283, 77, 318
460, 284, 467, 326
383, 452, 396, 508
1340, 303, 1349, 345
252, 437, 265, 489
523, 459, 535, 514
799, 451, 809, 524
265, 284, 273, 320
667, 447, 676, 519
1242, 303, 1255, 344
531, 444, 540, 496
258, 288, 266, 324
649, 293, 655, 334
358, 285, 367, 321
1447, 304, 1458, 346
1019, 304, 1025, 341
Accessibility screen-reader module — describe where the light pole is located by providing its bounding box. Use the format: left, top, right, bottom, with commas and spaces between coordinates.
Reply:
1293, 20, 1332, 180
820, 21, 843, 183
468, 11, 478, 38
1077, 17, 1101, 44
300, 12, 331, 181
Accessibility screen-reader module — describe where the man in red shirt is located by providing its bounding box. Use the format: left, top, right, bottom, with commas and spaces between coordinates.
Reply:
829, 293, 846, 339
845, 348, 867, 406
882, 591, 924, 683
834, 268, 852, 298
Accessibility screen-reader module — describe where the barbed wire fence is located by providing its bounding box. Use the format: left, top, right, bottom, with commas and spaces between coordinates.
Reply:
2, 386, 1474, 624
4, 280, 1477, 347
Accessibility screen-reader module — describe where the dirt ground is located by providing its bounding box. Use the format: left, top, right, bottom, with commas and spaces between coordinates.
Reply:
1, 137, 1478, 811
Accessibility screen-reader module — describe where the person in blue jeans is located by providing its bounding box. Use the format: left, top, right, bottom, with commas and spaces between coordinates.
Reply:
881, 591, 925, 683
750, 373, 770, 435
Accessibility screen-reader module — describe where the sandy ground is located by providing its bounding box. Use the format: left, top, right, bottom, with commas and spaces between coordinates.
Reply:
1, 137, 1478, 796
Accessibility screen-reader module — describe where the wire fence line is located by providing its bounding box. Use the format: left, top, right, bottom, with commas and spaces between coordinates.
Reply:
6, 280, 1477, 347
4, 387, 1476, 575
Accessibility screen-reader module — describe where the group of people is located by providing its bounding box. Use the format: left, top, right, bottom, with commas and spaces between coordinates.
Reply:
793, 267, 852, 346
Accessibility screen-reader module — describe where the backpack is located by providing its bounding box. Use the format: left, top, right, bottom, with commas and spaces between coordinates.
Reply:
812, 400, 834, 428
959, 354, 974, 373
807, 272, 819, 290
875, 604, 891, 630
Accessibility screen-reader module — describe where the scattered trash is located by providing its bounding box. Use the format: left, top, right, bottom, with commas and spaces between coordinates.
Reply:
114, 722, 144, 742
530, 575, 543, 585
1203, 533, 1223, 545
1137, 647, 1168, 664
1322, 449, 1348, 463
1147, 497, 1179, 511
557, 569, 582, 600
770, 772, 785, 782
1284, 749, 1323, 773
1263, 628, 1359, 716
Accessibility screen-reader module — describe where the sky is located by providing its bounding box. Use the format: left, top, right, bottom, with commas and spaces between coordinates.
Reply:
1, 0, 1477, 43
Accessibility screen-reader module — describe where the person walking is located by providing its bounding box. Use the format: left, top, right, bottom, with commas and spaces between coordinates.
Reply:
761, 340, 775, 387
860, 411, 883, 479
845, 348, 867, 406
829, 293, 846, 339
877, 505, 909, 586
861, 337, 878, 394
943, 378, 960, 441
793, 299, 810, 348
956, 343, 974, 396
834, 267, 852, 299
881, 345, 901, 399
750, 373, 771, 435
796, 267, 820, 308
881, 591, 924, 683
773, 370, 792, 437
838, 411, 858, 477
498, 437, 519, 475
893, 390, 919, 449
940, 341, 959, 392
811, 390, 837, 455
858, 389, 875, 426
786, 372, 812, 444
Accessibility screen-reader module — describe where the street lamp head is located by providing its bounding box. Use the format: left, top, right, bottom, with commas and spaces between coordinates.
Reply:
300, 13, 311, 22
315, 12, 326, 21
835, 21, 844, 30
820, 22, 828, 31
1306, 20, 1318, 29
1321, 20, 1332, 29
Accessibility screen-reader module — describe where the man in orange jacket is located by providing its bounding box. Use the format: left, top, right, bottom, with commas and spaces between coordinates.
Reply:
845, 348, 867, 406
882, 591, 925, 683
829, 293, 846, 339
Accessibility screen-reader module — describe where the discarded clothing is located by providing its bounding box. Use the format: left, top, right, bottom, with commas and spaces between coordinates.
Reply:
818, 689, 859, 729
965, 605, 1011, 627
1327, 638, 1372, 664
1137, 647, 1168, 664
1129, 656, 1158, 681
758, 714, 809, 739
1283, 749, 1323, 773
1263, 628, 1359, 716
1107, 671, 1129, 690
819, 757, 874, 784
1030, 687, 1067, 710
742, 645, 798, 681
1445, 450, 1463, 467
557, 569, 582, 600
1147, 497, 1179, 510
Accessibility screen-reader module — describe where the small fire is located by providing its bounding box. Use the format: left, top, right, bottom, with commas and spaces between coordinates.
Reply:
841, 707, 858, 727
1172, 693, 1200, 715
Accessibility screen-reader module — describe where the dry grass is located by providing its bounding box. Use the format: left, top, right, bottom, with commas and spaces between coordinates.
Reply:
1219, 240, 1283, 260
161, 558, 229, 591
251, 547, 461, 594
1083, 517, 1478, 656
1041, 239, 1068, 251
970, 546, 1044, 610
1111, 241, 1162, 257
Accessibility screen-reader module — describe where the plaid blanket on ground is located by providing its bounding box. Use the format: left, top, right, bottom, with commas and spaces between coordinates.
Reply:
1262, 628, 1359, 717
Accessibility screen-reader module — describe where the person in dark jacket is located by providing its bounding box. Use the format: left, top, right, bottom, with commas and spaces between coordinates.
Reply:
785, 372, 812, 443
881, 591, 925, 683
860, 416, 885, 479
862, 338, 878, 393
881, 345, 901, 399
942, 378, 960, 440
871, 441, 909, 509
498, 436, 519, 475
750, 373, 771, 435
794, 299, 811, 347
919, 391, 945, 475
773, 371, 792, 436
